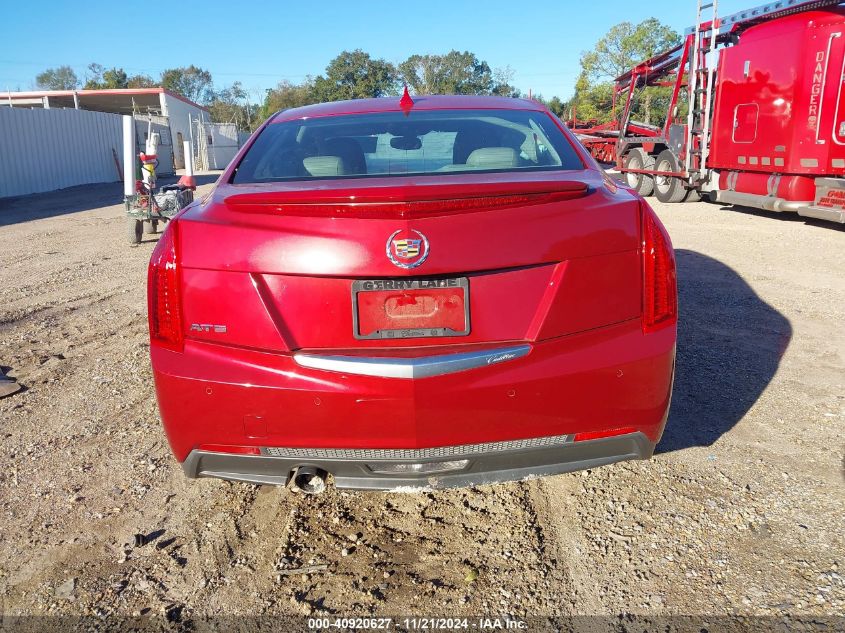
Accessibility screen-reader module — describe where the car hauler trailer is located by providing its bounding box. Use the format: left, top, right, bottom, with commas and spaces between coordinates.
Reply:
574, 0, 845, 223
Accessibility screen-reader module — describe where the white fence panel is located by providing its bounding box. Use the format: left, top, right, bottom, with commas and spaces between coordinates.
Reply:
0, 107, 123, 198
196, 121, 239, 170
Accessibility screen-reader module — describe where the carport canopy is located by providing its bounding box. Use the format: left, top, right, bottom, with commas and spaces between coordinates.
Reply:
2, 88, 199, 116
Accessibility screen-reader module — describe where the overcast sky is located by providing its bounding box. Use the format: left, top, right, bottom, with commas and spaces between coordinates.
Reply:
1, 0, 754, 101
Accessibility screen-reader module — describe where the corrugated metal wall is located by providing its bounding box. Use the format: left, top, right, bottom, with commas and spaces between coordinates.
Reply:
0, 107, 123, 198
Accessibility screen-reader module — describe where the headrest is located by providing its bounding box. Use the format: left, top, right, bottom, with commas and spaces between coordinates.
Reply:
322, 138, 366, 174
466, 147, 520, 169
303, 156, 346, 177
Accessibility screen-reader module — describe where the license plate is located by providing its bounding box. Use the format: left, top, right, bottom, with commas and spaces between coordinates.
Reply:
352, 278, 470, 340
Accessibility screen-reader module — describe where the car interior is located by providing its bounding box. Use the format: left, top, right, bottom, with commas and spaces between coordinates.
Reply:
233, 111, 574, 182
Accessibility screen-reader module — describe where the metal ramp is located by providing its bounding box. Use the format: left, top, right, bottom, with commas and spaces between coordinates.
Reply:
685, 0, 719, 181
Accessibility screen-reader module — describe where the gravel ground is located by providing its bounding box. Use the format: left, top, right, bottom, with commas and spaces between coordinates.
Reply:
0, 178, 843, 631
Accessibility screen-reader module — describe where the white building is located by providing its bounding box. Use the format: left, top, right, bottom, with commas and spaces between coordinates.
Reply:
3, 88, 210, 172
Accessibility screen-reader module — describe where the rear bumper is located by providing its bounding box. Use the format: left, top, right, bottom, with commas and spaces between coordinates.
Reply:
152, 318, 675, 487
182, 432, 656, 491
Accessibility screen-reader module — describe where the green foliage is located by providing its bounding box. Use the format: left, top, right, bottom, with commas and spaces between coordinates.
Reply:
32, 48, 569, 133
35, 66, 78, 90
571, 73, 615, 123
208, 81, 255, 130
491, 66, 521, 98
580, 18, 680, 81
160, 65, 214, 104
83, 63, 105, 88
126, 74, 156, 88
312, 50, 397, 102
574, 18, 681, 125
533, 95, 568, 119
84, 63, 130, 89
547, 96, 567, 118
259, 79, 319, 124
80, 62, 157, 91
254, 50, 529, 129
397, 51, 518, 96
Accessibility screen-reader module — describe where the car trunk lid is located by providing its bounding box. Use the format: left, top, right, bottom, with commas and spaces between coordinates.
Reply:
177, 171, 642, 351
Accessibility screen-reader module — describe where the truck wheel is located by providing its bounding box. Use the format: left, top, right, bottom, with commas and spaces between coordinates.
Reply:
144, 219, 159, 234
653, 150, 688, 203
623, 148, 655, 196
127, 219, 143, 245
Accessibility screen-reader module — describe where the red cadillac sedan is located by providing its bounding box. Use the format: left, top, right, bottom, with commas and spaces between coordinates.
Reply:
148, 94, 677, 493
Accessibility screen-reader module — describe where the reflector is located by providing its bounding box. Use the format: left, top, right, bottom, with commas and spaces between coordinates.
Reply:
573, 427, 636, 442
198, 444, 261, 455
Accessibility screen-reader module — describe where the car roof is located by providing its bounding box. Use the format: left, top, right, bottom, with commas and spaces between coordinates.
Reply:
271, 95, 546, 123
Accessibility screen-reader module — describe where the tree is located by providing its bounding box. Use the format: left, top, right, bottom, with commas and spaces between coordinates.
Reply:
581, 18, 680, 81
127, 74, 156, 88
263, 79, 317, 112
160, 65, 213, 104
84, 63, 105, 88
547, 96, 567, 118
576, 18, 681, 124
35, 66, 79, 90
534, 95, 568, 119
84, 64, 130, 89
397, 51, 515, 96
209, 81, 257, 130
570, 73, 614, 122
312, 50, 397, 101
491, 66, 521, 98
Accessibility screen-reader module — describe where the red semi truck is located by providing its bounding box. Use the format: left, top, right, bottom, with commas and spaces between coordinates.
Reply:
574, 0, 845, 223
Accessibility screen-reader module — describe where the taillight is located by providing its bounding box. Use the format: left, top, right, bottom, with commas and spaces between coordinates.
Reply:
147, 220, 183, 350
640, 202, 677, 333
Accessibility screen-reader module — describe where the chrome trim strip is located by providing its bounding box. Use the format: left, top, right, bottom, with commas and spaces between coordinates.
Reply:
293, 344, 531, 379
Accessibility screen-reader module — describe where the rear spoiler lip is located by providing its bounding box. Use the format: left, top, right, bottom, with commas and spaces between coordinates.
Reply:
222, 180, 591, 207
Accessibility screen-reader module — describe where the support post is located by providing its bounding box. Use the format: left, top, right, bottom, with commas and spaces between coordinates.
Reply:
188, 114, 196, 171
123, 115, 135, 198
183, 140, 194, 176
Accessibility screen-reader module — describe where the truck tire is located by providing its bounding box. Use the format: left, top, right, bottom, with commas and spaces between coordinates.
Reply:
128, 219, 143, 245
653, 150, 688, 203
623, 148, 655, 196
684, 188, 702, 202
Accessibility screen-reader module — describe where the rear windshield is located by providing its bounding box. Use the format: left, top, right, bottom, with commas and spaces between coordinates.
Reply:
231, 109, 583, 183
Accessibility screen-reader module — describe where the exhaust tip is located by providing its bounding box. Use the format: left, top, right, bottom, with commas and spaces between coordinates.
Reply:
291, 466, 328, 495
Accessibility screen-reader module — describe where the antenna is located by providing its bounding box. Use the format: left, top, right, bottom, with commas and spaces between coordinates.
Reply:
399, 84, 414, 114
